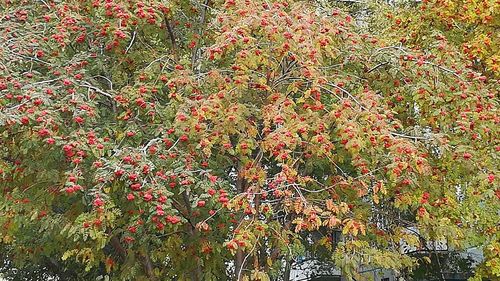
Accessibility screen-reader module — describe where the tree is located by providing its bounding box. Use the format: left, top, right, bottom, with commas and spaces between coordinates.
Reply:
369, 0, 499, 78
0, 0, 498, 280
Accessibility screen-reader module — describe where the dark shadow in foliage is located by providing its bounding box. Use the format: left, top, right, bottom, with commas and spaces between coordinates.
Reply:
0, 245, 105, 281
409, 251, 480, 281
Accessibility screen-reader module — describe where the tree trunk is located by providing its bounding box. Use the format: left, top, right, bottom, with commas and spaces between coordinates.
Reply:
234, 165, 247, 280
140, 253, 156, 281
283, 258, 292, 281
181, 191, 203, 281
235, 249, 245, 280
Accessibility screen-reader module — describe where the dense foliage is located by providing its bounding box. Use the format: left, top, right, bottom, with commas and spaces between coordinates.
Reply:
0, 0, 498, 280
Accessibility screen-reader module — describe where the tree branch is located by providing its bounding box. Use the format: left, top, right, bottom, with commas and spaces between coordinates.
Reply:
164, 16, 177, 60
140, 252, 156, 280
191, 0, 210, 71
109, 235, 127, 261
390, 131, 432, 141
125, 29, 137, 54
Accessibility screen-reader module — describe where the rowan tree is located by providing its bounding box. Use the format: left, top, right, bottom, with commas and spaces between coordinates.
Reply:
0, 0, 498, 280
370, 0, 499, 78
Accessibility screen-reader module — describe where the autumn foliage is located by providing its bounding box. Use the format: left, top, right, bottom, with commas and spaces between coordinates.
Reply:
377, 0, 499, 77
0, 0, 498, 280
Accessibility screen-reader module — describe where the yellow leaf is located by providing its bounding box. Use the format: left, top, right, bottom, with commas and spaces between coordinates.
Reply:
339, 202, 349, 213
326, 199, 335, 211
328, 216, 341, 227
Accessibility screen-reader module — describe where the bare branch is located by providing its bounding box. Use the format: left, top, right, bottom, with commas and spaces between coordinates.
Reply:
367, 61, 389, 73
237, 235, 261, 281
22, 77, 62, 89
326, 82, 368, 110
78, 82, 114, 99
390, 131, 432, 141
125, 29, 137, 54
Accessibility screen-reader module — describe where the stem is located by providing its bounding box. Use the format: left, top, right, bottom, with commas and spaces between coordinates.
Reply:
234, 165, 247, 280
181, 191, 203, 281
164, 16, 177, 60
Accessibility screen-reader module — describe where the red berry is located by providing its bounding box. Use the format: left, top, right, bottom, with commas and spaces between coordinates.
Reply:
93, 197, 104, 207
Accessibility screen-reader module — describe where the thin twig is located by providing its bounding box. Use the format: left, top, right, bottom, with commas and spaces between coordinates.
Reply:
78, 82, 114, 100
367, 61, 389, 73
326, 82, 368, 110
390, 131, 432, 141
22, 77, 61, 89
125, 29, 137, 54
237, 235, 261, 281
